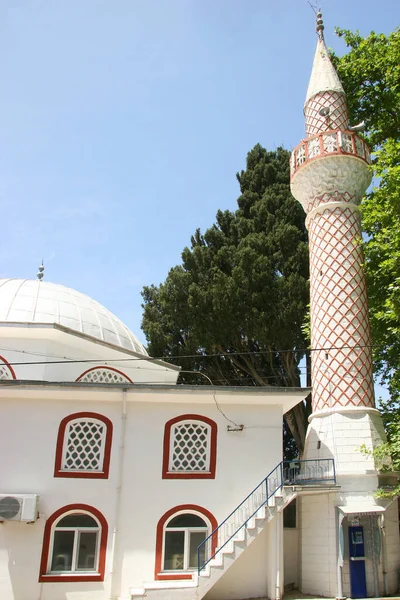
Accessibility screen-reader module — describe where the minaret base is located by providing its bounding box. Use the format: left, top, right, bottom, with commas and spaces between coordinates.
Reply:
297, 407, 400, 598
298, 491, 400, 598
304, 406, 387, 481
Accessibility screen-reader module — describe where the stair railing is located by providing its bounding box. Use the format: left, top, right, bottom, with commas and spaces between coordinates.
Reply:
198, 458, 335, 574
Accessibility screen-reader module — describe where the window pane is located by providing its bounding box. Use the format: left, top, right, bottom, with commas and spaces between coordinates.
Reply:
189, 531, 207, 568
164, 531, 185, 570
57, 514, 98, 528
77, 532, 97, 571
51, 531, 74, 571
167, 514, 207, 528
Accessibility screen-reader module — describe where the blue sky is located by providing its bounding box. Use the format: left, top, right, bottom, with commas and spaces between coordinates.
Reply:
1, 0, 398, 391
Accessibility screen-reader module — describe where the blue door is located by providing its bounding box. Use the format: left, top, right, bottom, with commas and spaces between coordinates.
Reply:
348, 526, 367, 598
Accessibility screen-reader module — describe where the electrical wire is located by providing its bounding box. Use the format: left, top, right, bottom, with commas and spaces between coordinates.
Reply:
0, 344, 374, 427
0, 342, 375, 368
180, 370, 243, 428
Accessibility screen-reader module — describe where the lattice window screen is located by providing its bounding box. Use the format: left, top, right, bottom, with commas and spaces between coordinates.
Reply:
62, 419, 106, 471
78, 368, 131, 384
0, 362, 13, 380
170, 422, 211, 472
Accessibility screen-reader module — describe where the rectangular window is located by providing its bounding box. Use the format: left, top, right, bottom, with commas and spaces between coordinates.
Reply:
189, 531, 206, 568
164, 531, 185, 570
51, 531, 74, 571
77, 532, 97, 570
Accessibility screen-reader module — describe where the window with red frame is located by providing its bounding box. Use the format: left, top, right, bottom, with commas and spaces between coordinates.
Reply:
54, 413, 113, 479
39, 504, 108, 582
154, 505, 218, 581
0, 354, 16, 380
162, 415, 217, 479
76, 366, 132, 384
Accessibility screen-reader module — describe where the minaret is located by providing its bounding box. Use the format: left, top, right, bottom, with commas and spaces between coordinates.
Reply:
290, 12, 384, 475
290, 13, 399, 599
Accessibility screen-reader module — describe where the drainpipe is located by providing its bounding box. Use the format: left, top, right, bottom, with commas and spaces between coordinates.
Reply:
371, 514, 380, 598
109, 388, 128, 600
276, 510, 282, 600
381, 513, 389, 596
336, 509, 345, 600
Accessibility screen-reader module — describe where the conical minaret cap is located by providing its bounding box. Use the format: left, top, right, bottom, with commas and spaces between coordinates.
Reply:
304, 14, 344, 106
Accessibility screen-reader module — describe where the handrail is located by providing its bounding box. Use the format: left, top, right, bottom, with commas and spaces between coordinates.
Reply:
197, 458, 335, 574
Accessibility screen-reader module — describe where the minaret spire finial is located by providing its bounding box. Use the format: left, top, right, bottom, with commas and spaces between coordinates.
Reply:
37, 260, 44, 281
316, 9, 324, 40
303, 6, 345, 112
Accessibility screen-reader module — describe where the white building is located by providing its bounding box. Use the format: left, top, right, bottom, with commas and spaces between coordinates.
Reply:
1, 11, 399, 600
0, 278, 315, 600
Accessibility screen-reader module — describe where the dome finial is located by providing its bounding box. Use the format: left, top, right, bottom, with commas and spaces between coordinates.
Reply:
37, 260, 44, 281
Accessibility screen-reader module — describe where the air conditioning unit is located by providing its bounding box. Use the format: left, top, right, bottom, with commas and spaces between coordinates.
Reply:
0, 494, 39, 522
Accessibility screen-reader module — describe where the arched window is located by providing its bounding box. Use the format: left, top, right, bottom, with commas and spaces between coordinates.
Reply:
76, 366, 132, 384
162, 415, 217, 479
0, 355, 16, 380
39, 504, 108, 582
54, 412, 113, 479
155, 505, 218, 581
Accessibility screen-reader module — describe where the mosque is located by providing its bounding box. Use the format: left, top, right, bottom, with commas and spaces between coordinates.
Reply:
0, 12, 399, 600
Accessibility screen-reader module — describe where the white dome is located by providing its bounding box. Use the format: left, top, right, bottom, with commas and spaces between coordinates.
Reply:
0, 278, 148, 355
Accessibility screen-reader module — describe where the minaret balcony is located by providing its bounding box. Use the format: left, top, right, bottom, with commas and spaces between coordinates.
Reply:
290, 130, 371, 177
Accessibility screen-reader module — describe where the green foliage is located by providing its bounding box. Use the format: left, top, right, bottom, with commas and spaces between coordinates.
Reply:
142, 146, 310, 453
334, 28, 400, 399
332, 28, 400, 147
360, 397, 400, 498
379, 398, 400, 472
334, 28, 400, 488
362, 141, 400, 402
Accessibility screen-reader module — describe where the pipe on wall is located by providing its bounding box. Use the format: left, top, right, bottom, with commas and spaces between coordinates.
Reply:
109, 388, 128, 600
381, 513, 389, 596
336, 508, 345, 600
276, 510, 283, 600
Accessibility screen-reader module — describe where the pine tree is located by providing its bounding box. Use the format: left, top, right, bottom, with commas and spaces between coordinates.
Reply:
142, 146, 310, 454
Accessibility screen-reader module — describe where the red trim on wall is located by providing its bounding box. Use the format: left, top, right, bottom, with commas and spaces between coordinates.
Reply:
0, 354, 16, 379
162, 414, 217, 479
154, 504, 218, 581
54, 412, 113, 479
76, 365, 133, 383
38, 503, 108, 583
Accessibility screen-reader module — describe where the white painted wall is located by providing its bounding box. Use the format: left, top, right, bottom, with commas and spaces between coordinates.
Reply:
383, 501, 400, 594
303, 409, 386, 476
300, 494, 400, 599
0, 385, 287, 600
203, 524, 270, 600
0, 326, 179, 384
0, 396, 121, 600
299, 493, 338, 598
302, 407, 400, 600
114, 400, 283, 596
283, 528, 298, 589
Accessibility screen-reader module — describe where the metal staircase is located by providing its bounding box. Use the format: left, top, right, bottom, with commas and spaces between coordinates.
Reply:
130, 459, 336, 600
